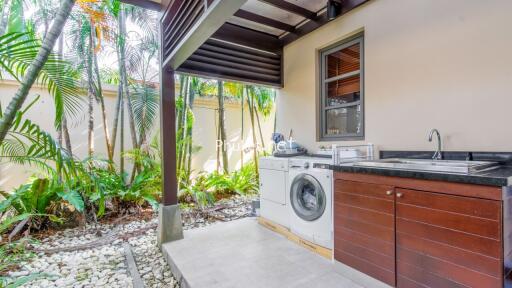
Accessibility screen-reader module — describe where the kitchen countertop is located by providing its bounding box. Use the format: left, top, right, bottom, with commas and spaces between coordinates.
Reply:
330, 163, 512, 187
330, 151, 512, 187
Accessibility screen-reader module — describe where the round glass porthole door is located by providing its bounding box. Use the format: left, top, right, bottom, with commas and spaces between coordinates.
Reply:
290, 173, 326, 221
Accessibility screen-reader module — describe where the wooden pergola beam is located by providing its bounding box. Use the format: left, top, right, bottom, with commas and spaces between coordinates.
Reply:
162, 0, 248, 70
212, 23, 282, 54
258, 0, 316, 20
280, 0, 369, 45
234, 9, 295, 33
119, 0, 161, 11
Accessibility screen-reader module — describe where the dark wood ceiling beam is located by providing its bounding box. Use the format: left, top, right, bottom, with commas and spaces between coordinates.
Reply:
189, 54, 280, 75
234, 9, 295, 32
205, 39, 281, 61
280, 0, 369, 45
162, 0, 247, 69
178, 60, 282, 86
119, 0, 161, 11
258, 0, 316, 19
196, 48, 280, 69
212, 23, 283, 54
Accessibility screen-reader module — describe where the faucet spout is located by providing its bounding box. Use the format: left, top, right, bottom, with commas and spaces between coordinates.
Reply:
428, 129, 442, 160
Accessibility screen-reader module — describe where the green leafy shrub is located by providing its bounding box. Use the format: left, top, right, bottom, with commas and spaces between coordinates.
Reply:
178, 163, 259, 207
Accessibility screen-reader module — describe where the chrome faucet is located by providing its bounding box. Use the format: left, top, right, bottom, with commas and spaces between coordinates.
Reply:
428, 129, 442, 160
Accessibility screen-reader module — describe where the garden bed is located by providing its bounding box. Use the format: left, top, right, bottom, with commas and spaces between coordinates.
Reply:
4, 196, 256, 288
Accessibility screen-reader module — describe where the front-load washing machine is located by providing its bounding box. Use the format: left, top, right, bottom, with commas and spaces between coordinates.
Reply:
288, 156, 333, 249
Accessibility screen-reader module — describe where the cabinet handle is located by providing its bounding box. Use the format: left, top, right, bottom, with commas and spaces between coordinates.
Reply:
396, 192, 403, 198
386, 190, 393, 196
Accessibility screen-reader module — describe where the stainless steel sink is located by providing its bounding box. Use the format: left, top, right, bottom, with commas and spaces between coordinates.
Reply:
353, 158, 499, 174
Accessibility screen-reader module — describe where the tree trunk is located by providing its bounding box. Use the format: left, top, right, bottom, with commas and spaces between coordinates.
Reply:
240, 86, 245, 167
255, 104, 266, 148
91, 24, 113, 162
186, 84, 196, 180
179, 77, 190, 173
0, 0, 76, 144
118, 7, 138, 151
62, 115, 72, 155
119, 88, 125, 181
110, 84, 122, 154
176, 75, 188, 173
0, 0, 12, 35
87, 88, 94, 157
247, 92, 259, 173
86, 27, 95, 157
217, 80, 228, 174
216, 113, 220, 173
57, 19, 72, 156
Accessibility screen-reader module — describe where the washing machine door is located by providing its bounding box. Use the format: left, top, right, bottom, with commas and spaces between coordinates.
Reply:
290, 173, 326, 221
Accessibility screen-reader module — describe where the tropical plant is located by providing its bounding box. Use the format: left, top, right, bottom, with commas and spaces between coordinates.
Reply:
122, 135, 161, 209
0, 0, 77, 144
0, 31, 82, 126
178, 162, 259, 207
216, 80, 228, 174
0, 97, 87, 234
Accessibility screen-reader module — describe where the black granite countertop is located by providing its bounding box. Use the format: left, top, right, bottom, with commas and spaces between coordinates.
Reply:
330, 151, 512, 187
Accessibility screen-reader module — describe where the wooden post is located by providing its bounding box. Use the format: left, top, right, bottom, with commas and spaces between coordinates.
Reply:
160, 68, 178, 206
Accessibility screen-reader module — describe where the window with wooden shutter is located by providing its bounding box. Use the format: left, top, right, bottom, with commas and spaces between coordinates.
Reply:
319, 34, 364, 140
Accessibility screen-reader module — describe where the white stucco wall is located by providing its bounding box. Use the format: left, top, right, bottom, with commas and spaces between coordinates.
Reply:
276, 0, 512, 154
0, 80, 274, 191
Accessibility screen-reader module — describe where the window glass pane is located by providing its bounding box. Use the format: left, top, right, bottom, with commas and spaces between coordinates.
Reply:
326, 43, 360, 79
325, 106, 361, 136
326, 75, 360, 106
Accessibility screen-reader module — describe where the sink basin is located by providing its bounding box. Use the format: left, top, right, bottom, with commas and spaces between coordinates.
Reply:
353, 158, 499, 174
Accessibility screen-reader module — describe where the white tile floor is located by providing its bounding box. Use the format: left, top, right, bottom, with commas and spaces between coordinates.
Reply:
162, 218, 389, 288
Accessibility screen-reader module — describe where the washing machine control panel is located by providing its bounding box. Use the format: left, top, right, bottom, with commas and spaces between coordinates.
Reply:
313, 163, 330, 169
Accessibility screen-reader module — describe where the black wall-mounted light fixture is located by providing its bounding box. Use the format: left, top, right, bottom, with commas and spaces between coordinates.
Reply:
327, 0, 342, 21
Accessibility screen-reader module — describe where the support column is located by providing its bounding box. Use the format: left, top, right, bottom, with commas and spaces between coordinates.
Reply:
157, 68, 184, 246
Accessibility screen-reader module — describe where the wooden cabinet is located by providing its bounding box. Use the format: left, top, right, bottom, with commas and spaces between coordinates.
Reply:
334, 180, 396, 286
334, 172, 506, 288
396, 188, 502, 288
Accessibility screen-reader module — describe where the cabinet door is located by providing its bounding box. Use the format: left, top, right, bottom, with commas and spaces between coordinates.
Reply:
334, 180, 396, 286
259, 169, 287, 205
396, 188, 502, 288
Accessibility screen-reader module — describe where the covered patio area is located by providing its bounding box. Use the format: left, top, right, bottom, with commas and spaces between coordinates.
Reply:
122, 0, 374, 287
162, 217, 386, 288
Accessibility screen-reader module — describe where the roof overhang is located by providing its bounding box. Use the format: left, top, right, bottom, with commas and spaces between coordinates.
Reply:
154, 0, 370, 87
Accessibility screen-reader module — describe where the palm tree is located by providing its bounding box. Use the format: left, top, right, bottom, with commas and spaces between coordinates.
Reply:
30, 0, 74, 154
217, 80, 228, 174
0, 0, 12, 35
246, 85, 259, 171
0, 0, 77, 144
118, 5, 138, 153
90, 23, 113, 161
248, 85, 275, 149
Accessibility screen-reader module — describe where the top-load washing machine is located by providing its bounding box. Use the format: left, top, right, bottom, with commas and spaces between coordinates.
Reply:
288, 156, 333, 249
259, 156, 290, 228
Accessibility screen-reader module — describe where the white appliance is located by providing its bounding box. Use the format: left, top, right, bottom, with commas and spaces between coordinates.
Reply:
288, 156, 333, 249
259, 157, 290, 228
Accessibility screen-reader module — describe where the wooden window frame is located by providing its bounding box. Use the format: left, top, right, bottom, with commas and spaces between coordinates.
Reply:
319, 34, 364, 141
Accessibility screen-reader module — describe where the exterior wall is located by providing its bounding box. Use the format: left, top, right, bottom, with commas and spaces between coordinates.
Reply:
276, 0, 512, 154
0, 80, 274, 191
0, 80, 135, 191
192, 97, 275, 174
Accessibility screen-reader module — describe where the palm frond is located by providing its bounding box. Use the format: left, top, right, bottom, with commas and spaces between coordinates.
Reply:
130, 84, 159, 140
0, 32, 84, 126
